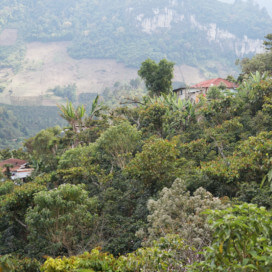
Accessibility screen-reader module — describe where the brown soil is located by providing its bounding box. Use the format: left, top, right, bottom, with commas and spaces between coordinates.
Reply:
0, 41, 207, 105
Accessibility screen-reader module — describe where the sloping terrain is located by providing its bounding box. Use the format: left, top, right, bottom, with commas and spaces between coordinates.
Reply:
1, 42, 137, 101
0, 0, 271, 69
0, 42, 206, 103
0, 0, 271, 103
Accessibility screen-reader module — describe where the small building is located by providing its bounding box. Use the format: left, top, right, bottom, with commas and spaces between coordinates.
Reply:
172, 82, 187, 100
173, 78, 238, 101
0, 158, 34, 180
191, 78, 238, 94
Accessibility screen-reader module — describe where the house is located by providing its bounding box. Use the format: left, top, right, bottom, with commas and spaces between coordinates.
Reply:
173, 78, 238, 101
172, 82, 187, 99
191, 78, 238, 94
0, 158, 34, 180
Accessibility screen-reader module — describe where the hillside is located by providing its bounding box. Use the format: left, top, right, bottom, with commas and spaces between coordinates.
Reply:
0, 0, 271, 74
0, 42, 139, 102
0, 103, 66, 149
220, 0, 272, 16
1, 69, 272, 270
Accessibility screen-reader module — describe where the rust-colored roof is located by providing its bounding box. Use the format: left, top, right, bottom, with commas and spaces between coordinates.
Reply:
191, 78, 238, 89
0, 158, 27, 172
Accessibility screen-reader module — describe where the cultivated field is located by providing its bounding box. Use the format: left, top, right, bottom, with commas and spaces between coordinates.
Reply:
0, 40, 206, 105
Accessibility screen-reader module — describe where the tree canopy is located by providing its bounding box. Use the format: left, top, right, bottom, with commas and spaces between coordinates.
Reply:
1, 53, 272, 271
138, 59, 174, 96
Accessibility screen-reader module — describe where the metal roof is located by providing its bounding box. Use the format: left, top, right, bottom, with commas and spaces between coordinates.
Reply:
191, 78, 238, 89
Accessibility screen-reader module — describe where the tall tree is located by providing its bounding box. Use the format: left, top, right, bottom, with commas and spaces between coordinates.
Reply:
138, 59, 174, 96
58, 101, 86, 132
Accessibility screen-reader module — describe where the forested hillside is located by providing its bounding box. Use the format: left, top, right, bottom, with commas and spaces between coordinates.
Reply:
0, 104, 65, 149
1, 45, 272, 270
0, 0, 271, 72
1, 1, 272, 270
220, 0, 272, 16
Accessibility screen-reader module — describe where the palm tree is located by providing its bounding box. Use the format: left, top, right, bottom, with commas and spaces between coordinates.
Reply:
58, 101, 86, 132
58, 101, 77, 132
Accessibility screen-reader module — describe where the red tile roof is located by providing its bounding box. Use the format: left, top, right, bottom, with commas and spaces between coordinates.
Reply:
191, 78, 238, 89
0, 158, 27, 172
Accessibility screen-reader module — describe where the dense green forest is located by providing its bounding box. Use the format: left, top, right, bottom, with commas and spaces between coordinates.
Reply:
1, 39, 272, 270
0, 0, 271, 71
0, 104, 65, 149
0, 78, 145, 149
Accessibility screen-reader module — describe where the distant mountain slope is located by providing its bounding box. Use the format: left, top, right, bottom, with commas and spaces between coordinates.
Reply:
253, 0, 272, 16
0, 0, 271, 74
0, 104, 65, 149
219, 0, 272, 17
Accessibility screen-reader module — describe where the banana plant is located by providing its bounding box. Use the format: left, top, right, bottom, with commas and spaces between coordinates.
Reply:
241, 71, 268, 91
260, 167, 272, 190
145, 91, 196, 132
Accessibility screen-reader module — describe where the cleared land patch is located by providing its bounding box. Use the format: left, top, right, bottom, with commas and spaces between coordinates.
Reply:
0, 41, 206, 105
7, 42, 138, 99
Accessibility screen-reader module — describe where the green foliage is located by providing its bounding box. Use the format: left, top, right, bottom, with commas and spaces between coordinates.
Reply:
58, 144, 96, 170
138, 59, 174, 96
237, 182, 272, 209
0, 103, 65, 149
26, 184, 98, 257
0, 182, 45, 254
206, 86, 225, 100
242, 73, 272, 114
0, 254, 40, 272
41, 248, 117, 272
0, 180, 14, 196
263, 33, 272, 51
118, 235, 188, 272
2, 38, 272, 270
177, 138, 214, 166
0, 181, 46, 224
200, 131, 272, 196
239, 52, 272, 75
41, 235, 189, 272
125, 138, 179, 193
58, 101, 86, 132
204, 117, 244, 157
142, 179, 227, 263
49, 84, 77, 102
57, 144, 112, 191
139, 92, 197, 138
192, 203, 272, 271
24, 126, 62, 172
139, 102, 168, 137
95, 121, 142, 169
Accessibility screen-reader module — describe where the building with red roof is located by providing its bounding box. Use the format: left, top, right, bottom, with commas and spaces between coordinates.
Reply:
173, 78, 238, 101
0, 158, 33, 180
191, 78, 238, 92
